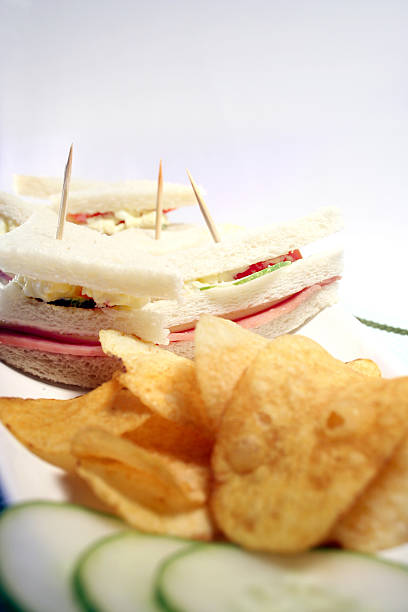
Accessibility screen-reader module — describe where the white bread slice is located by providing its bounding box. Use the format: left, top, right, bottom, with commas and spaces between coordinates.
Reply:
0, 344, 121, 389
0, 281, 169, 344
49, 182, 201, 214
14, 175, 201, 212
164, 206, 343, 280
0, 208, 182, 300
108, 222, 243, 255
146, 247, 343, 329
14, 175, 105, 198
0, 191, 36, 227
166, 281, 340, 359
107, 207, 340, 267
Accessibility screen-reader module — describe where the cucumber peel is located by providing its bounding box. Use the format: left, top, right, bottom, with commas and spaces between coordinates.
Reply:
1, 502, 408, 612
0, 502, 124, 612
73, 531, 194, 612
155, 543, 408, 612
199, 261, 291, 291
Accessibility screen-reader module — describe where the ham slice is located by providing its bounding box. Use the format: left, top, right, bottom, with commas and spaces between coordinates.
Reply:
0, 271, 12, 283
0, 330, 105, 356
0, 277, 340, 355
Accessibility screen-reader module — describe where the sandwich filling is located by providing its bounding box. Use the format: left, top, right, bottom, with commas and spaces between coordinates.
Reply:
14, 276, 148, 309
0, 215, 19, 235
67, 208, 173, 235
12, 250, 302, 310
189, 250, 302, 290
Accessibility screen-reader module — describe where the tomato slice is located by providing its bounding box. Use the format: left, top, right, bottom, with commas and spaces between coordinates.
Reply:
233, 250, 302, 280
67, 212, 112, 224
68, 209, 174, 225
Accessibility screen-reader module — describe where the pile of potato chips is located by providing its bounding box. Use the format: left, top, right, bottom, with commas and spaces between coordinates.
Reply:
1, 315, 408, 553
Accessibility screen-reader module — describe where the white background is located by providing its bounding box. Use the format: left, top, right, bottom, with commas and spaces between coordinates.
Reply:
0, 0, 407, 363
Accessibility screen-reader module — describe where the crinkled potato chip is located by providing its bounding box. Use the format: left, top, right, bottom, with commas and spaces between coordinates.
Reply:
346, 358, 382, 378
76, 462, 214, 540
331, 434, 408, 552
123, 414, 213, 465
211, 335, 408, 553
100, 330, 208, 429
72, 427, 210, 511
195, 315, 267, 432
0, 378, 149, 471
76, 463, 214, 540
194, 316, 381, 433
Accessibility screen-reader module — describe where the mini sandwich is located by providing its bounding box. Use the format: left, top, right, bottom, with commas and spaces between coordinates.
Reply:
0, 191, 37, 284
139, 205, 344, 357
0, 207, 185, 387
14, 174, 201, 234
0, 191, 35, 235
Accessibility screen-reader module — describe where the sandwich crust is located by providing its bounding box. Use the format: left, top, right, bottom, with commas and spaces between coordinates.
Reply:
0, 344, 122, 389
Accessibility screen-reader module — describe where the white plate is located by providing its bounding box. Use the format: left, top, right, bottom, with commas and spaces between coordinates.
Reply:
0, 304, 407, 563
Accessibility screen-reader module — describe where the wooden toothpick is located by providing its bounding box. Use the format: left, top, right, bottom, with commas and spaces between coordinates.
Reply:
186, 169, 221, 243
56, 144, 73, 240
155, 159, 164, 240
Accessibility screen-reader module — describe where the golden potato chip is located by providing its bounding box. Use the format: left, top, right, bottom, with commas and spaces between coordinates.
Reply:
331, 434, 408, 552
76, 461, 214, 540
211, 334, 408, 553
194, 316, 382, 433
100, 330, 208, 429
346, 358, 382, 378
123, 414, 213, 465
72, 427, 210, 510
195, 315, 267, 432
0, 378, 149, 471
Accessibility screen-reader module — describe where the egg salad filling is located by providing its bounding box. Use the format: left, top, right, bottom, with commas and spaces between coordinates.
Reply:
67, 210, 169, 235
14, 276, 149, 309
0, 215, 18, 235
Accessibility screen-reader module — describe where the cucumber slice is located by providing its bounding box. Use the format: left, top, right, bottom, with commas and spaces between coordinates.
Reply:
198, 261, 291, 291
155, 543, 408, 612
0, 501, 124, 612
74, 532, 193, 612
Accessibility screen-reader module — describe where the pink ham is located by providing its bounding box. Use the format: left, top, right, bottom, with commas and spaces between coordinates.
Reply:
0, 270, 13, 283
0, 323, 99, 345
0, 330, 105, 356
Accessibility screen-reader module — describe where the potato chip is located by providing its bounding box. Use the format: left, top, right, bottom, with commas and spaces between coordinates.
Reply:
100, 330, 208, 429
195, 315, 267, 432
194, 316, 382, 433
0, 378, 149, 471
76, 462, 214, 540
123, 414, 213, 465
331, 434, 408, 552
211, 335, 408, 553
346, 358, 382, 378
72, 427, 210, 510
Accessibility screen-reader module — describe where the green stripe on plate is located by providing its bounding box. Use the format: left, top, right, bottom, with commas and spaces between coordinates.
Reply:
356, 317, 408, 336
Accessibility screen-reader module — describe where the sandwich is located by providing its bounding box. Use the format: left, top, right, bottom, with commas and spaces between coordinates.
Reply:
13, 174, 202, 234
0, 207, 185, 387
0, 191, 37, 283
0, 205, 343, 387
140, 205, 344, 357
0, 191, 35, 236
